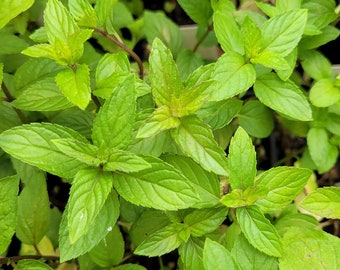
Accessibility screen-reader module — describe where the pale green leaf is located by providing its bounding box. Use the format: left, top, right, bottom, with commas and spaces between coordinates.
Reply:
184, 207, 228, 237
12, 77, 72, 111
56, 64, 91, 110
300, 187, 340, 219
115, 265, 146, 270
174, 80, 215, 117
67, 168, 113, 243
254, 73, 312, 121
177, 0, 212, 25
310, 79, 340, 108
89, 224, 124, 267
44, 0, 79, 44
52, 138, 98, 166
149, 38, 183, 106
241, 16, 262, 59
228, 127, 256, 190
231, 233, 278, 270
92, 74, 136, 150
134, 223, 185, 257
94, 0, 118, 28
307, 128, 338, 173
0, 175, 19, 254
261, 10, 307, 56
276, 0, 302, 11
68, 0, 97, 28
162, 154, 220, 208
203, 238, 240, 270
256, 2, 279, 18
196, 99, 243, 130
213, 11, 244, 55
14, 163, 50, 245
136, 106, 180, 138
144, 11, 183, 57
112, 156, 200, 210
178, 237, 205, 270
0, 123, 89, 179
104, 149, 151, 173
21, 44, 57, 61
236, 206, 282, 257
238, 100, 274, 138
221, 186, 268, 208
15, 259, 53, 270
171, 115, 229, 176
0, 0, 34, 29
212, 52, 256, 101
275, 213, 318, 237
184, 63, 214, 88
251, 50, 290, 70
59, 190, 120, 262
280, 227, 340, 270
276, 47, 298, 81
255, 167, 312, 212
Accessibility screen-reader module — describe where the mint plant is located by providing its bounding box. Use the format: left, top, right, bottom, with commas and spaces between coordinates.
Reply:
0, 0, 340, 269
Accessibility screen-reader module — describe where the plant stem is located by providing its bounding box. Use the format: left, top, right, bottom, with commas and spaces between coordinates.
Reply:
192, 24, 213, 53
1, 82, 28, 124
94, 28, 144, 79
91, 94, 101, 110
33, 244, 42, 256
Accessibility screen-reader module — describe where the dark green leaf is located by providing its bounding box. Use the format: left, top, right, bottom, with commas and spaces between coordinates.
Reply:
176, 49, 205, 80
299, 25, 340, 50
0, 29, 28, 55
15, 259, 53, 270
177, 0, 212, 25
179, 237, 205, 270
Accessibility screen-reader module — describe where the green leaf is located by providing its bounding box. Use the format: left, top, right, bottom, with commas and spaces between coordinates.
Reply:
238, 100, 274, 138
307, 128, 338, 173
67, 168, 113, 243
89, 224, 124, 267
184, 207, 228, 237
173, 80, 215, 117
256, 2, 279, 18
96, 53, 130, 84
15, 259, 53, 270
136, 106, 180, 138
134, 223, 187, 257
162, 154, 220, 208
68, 0, 97, 28
196, 99, 243, 130
177, 0, 212, 25
0, 0, 34, 29
112, 156, 200, 210
21, 44, 57, 62
0, 175, 19, 254
179, 237, 205, 270
59, 189, 120, 262
44, 0, 78, 44
299, 25, 340, 50
251, 50, 290, 70
231, 233, 278, 270
130, 209, 171, 246
228, 127, 256, 190
92, 74, 136, 150
255, 167, 312, 212
203, 238, 240, 270
55, 64, 91, 110
144, 11, 183, 57
0, 102, 22, 133
0, 123, 89, 179
211, 52, 256, 101
280, 227, 340, 270
12, 77, 72, 111
276, 47, 298, 81
300, 50, 332, 81
0, 29, 29, 55
94, 0, 118, 28
171, 115, 229, 176
300, 187, 340, 219
261, 10, 307, 56
149, 38, 183, 106
14, 162, 50, 245
326, 113, 340, 136
241, 16, 262, 59
236, 206, 282, 257
104, 149, 151, 173
254, 73, 312, 121
115, 265, 146, 270
52, 138, 98, 166
310, 78, 340, 108
213, 11, 244, 55
274, 213, 318, 237
221, 186, 268, 208
176, 49, 205, 80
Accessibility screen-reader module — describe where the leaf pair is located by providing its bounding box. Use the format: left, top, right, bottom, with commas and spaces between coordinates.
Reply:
137, 38, 228, 176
